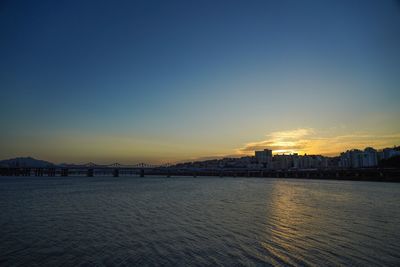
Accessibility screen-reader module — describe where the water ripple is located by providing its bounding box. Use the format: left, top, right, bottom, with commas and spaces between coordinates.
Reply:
0, 177, 399, 266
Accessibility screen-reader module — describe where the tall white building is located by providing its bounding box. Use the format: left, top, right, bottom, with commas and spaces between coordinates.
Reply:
339, 147, 378, 168
363, 147, 378, 167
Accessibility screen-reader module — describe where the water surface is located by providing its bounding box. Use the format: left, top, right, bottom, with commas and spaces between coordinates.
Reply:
0, 177, 399, 266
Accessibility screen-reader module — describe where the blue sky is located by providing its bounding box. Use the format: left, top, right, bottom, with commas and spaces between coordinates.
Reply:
1, 0, 400, 163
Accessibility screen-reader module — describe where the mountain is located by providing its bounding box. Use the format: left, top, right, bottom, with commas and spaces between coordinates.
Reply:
0, 157, 55, 168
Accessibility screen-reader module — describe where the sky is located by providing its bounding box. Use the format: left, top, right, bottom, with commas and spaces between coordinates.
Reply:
1, 0, 400, 164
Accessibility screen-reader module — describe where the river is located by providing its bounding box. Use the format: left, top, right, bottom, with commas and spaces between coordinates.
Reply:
0, 176, 399, 266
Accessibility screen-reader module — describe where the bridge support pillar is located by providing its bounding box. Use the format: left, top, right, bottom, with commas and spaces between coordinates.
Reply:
113, 169, 119, 177
61, 168, 69, 177
34, 168, 43, 176
48, 168, 55, 177
140, 169, 145, 177
87, 169, 94, 177
24, 168, 30, 176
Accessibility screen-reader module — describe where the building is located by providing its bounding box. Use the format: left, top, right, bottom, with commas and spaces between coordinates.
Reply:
255, 149, 273, 168
339, 147, 378, 168
270, 153, 328, 170
363, 147, 378, 167
380, 148, 400, 160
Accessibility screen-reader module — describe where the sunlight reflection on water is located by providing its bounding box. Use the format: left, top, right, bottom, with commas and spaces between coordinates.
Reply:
0, 177, 399, 266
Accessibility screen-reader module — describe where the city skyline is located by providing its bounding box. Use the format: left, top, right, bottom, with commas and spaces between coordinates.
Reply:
1, 139, 399, 166
1, 0, 400, 164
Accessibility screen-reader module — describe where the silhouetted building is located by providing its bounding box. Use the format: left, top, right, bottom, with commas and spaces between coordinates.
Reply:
339, 147, 378, 168
255, 149, 272, 168
173, 145, 398, 171
271, 153, 328, 170
380, 148, 400, 160
363, 147, 378, 167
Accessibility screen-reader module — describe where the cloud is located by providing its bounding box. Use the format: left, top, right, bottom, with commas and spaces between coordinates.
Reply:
237, 128, 400, 156
237, 128, 315, 154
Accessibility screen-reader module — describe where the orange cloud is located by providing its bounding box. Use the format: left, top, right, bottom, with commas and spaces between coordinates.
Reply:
237, 129, 400, 156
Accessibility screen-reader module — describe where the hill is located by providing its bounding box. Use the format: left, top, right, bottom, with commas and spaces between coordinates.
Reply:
0, 157, 55, 168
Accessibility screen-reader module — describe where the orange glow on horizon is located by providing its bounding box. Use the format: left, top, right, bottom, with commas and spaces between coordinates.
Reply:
236, 128, 400, 157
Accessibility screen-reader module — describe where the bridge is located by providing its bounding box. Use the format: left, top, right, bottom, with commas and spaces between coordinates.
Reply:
1, 163, 400, 182
82, 162, 172, 168
0, 162, 174, 177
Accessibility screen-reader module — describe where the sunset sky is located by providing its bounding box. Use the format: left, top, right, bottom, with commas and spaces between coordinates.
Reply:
1, 0, 400, 164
